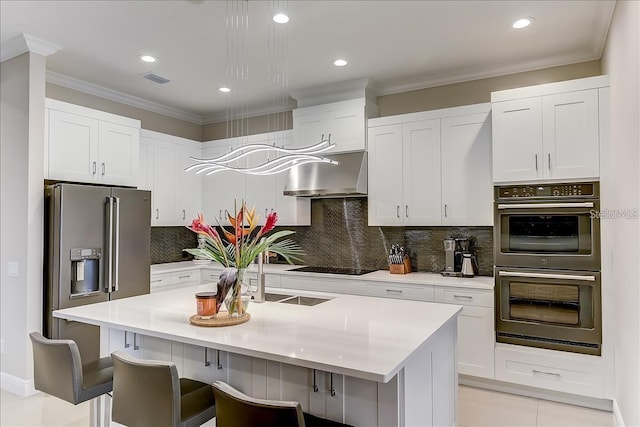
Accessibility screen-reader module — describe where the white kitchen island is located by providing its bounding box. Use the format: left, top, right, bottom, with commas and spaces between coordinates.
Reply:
54, 284, 461, 427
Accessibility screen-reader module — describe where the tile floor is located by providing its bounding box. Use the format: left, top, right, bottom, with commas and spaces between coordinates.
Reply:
1, 385, 616, 427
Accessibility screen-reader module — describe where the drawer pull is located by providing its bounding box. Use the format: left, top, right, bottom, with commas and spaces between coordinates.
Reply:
532, 369, 561, 377
386, 289, 403, 294
178, 275, 191, 279
151, 279, 163, 283
204, 348, 210, 367
453, 295, 473, 300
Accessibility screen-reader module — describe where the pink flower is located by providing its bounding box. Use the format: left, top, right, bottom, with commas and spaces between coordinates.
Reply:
258, 211, 278, 238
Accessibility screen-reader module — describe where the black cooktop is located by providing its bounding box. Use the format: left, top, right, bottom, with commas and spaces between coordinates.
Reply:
288, 266, 376, 276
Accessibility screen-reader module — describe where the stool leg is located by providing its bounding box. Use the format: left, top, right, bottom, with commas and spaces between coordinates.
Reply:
89, 395, 111, 427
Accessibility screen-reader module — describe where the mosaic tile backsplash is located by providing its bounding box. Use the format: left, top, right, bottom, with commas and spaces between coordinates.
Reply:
151, 198, 494, 276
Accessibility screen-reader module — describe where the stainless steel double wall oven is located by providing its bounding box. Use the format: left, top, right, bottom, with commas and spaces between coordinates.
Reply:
494, 182, 602, 355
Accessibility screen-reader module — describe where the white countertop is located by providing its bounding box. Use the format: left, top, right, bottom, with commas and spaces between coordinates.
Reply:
54, 284, 461, 383
151, 261, 494, 290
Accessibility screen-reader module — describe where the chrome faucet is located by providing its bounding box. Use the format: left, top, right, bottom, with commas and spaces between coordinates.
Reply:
253, 252, 266, 303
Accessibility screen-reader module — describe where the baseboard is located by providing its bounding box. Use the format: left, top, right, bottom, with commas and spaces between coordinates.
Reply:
459, 374, 613, 411
0, 371, 37, 397
612, 399, 625, 427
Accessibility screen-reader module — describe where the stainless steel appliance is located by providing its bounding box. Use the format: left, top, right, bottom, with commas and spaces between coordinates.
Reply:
44, 183, 151, 362
493, 181, 602, 355
494, 182, 600, 271
494, 267, 601, 355
442, 237, 478, 277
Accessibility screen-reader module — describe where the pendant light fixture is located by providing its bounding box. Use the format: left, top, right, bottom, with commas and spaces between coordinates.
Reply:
186, 0, 337, 177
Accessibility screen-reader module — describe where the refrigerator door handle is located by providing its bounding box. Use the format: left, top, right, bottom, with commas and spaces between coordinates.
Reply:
106, 196, 114, 293
114, 196, 120, 292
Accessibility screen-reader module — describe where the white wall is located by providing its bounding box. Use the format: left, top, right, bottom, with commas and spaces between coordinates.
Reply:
601, 1, 640, 426
0, 51, 46, 395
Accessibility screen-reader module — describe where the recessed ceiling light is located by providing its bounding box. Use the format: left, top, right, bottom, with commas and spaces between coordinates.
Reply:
334, 59, 347, 67
512, 17, 533, 29
273, 13, 289, 24
138, 54, 156, 63
218, 87, 231, 93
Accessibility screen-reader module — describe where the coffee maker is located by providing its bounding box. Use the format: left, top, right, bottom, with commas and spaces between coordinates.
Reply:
442, 236, 478, 277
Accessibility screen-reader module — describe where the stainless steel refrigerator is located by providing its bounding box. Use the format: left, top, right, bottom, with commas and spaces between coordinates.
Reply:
44, 183, 151, 362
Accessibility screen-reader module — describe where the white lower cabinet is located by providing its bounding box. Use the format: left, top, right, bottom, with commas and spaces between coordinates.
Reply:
494, 344, 604, 398
108, 329, 143, 357
365, 281, 434, 302
180, 343, 229, 384
150, 269, 200, 293
280, 275, 366, 295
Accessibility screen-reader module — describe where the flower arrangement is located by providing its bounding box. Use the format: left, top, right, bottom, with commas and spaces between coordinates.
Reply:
184, 200, 303, 316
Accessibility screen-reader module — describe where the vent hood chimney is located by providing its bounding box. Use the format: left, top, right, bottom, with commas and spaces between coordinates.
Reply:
283, 152, 367, 198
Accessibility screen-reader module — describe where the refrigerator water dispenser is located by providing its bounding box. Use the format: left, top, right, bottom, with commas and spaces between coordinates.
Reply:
70, 248, 101, 298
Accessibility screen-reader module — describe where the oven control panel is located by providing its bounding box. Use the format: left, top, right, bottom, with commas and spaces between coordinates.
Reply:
497, 182, 596, 199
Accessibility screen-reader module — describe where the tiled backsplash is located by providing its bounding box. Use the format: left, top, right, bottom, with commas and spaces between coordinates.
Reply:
150, 226, 198, 264
151, 198, 494, 276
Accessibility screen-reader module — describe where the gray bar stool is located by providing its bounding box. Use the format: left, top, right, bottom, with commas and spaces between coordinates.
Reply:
212, 381, 353, 427
29, 331, 113, 405
111, 351, 216, 427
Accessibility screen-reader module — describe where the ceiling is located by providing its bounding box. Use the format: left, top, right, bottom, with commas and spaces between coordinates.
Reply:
1, 1, 615, 124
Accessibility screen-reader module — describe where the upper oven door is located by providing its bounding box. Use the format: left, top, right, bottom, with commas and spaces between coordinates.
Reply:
494, 200, 600, 270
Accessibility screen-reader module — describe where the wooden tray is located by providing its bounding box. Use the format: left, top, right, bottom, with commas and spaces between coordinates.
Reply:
189, 312, 251, 327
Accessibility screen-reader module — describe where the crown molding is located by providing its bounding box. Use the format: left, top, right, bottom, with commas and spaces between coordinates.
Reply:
290, 78, 377, 108
202, 98, 297, 125
46, 71, 204, 125
375, 52, 602, 97
1, 33, 61, 63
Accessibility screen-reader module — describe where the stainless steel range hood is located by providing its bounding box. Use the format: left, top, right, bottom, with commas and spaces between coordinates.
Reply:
283, 151, 367, 197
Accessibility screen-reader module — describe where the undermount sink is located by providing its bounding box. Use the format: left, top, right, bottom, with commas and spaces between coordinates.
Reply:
279, 296, 329, 306
264, 292, 293, 302
263, 293, 330, 306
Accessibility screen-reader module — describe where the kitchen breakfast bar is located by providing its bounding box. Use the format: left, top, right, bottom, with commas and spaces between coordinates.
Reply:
54, 285, 462, 427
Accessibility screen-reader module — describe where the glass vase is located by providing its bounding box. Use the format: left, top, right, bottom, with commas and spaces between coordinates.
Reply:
224, 268, 251, 317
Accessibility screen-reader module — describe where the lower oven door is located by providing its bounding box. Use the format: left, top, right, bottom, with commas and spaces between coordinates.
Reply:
495, 267, 601, 355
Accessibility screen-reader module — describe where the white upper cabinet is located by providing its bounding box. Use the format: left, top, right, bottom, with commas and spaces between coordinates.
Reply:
45, 99, 140, 186
139, 130, 202, 226
368, 103, 492, 226
491, 76, 608, 183
441, 112, 492, 226
292, 98, 374, 153
367, 124, 404, 225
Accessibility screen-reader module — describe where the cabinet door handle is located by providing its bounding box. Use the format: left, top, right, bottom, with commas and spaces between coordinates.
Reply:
217, 349, 223, 370
330, 373, 336, 397
396, 205, 400, 218
101, 162, 105, 176
265, 208, 268, 218
444, 204, 448, 217
219, 209, 223, 220
548, 153, 551, 171
312, 369, 319, 392
92, 161, 97, 175
155, 209, 159, 220
535, 154, 538, 171
405, 205, 408, 218
124, 332, 130, 348
133, 333, 139, 351
182, 209, 186, 220
453, 295, 473, 300
532, 369, 561, 377
204, 347, 211, 367
386, 288, 403, 294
